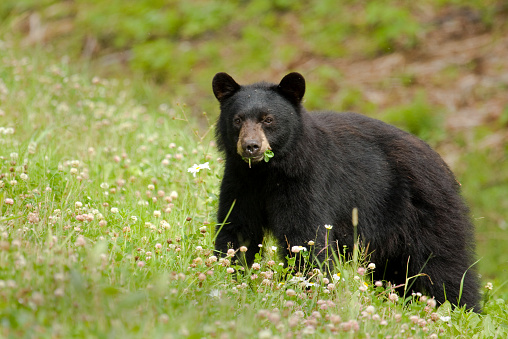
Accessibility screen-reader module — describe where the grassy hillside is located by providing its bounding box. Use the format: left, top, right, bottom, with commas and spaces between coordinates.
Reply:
1, 43, 507, 339
1, 1, 508, 337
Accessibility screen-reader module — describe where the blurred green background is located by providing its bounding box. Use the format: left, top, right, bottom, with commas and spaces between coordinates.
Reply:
1, 0, 507, 294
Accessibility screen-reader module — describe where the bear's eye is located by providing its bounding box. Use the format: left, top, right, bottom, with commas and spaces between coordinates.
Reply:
263, 116, 273, 125
233, 117, 242, 125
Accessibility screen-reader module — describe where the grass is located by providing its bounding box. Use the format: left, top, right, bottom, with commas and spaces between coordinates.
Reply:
1, 40, 508, 338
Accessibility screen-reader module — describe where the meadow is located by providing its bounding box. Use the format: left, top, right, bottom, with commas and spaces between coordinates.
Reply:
1, 1, 508, 338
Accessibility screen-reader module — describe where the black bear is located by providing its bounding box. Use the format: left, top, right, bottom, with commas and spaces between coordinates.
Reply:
212, 72, 480, 311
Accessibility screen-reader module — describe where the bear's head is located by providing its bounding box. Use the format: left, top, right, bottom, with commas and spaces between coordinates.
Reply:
213, 72, 306, 166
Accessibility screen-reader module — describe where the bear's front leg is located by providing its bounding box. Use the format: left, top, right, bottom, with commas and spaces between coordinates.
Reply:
214, 195, 265, 267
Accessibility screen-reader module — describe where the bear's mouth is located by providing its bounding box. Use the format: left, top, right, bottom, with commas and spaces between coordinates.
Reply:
242, 155, 264, 165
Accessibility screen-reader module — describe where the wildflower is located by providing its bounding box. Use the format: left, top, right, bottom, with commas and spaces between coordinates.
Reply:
302, 326, 315, 335
147, 184, 155, 190
110, 207, 119, 214
170, 191, 178, 199
286, 289, 296, 297
187, 162, 210, 177
137, 261, 146, 268
307, 240, 315, 246
388, 293, 399, 302
271, 246, 277, 252
359, 284, 368, 292
75, 235, 86, 247
99, 220, 107, 227
324, 224, 333, 230
291, 245, 307, 253
410, 315, 419, 323
375, 280, 383, 287
227, 248, 235, 257
327, 283, 335, 291
357, 267, 366, 275
75, 201, 83, 208
427, 298, 437, 308
365, 305, 375, 314
485, 282, 493, 290
20, 173, 28, 181
160, 220, 170, 229
155, 243, 162, 249
368, 263, 376, 270
158, 314, 169, 324
332, 272, 342, 282
54, 288, 64, 297
153, 210, 161, 218
5, 198, 14, 205
208, 255, 217, 263
226, 267, 235, 274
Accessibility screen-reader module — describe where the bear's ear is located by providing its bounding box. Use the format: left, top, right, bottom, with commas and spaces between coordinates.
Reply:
278, 72, 305, 104
212, 72, 241, 102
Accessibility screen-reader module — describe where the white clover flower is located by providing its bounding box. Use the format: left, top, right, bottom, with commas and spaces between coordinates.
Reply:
291, 246, 307, 253
110, 207, 119, 214
365, 305, 376, 314
20, 173, 28, 181
440, 316, 451, 322
332, 272, 343, 282
187, 162, 210, 177
368, 263, 376, 270
324, 224, 333, 230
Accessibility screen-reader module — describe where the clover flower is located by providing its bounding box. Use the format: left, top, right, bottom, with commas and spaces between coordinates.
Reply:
324, 224, 333, 230
291, 246, 307, 253
187, 162, 210, 177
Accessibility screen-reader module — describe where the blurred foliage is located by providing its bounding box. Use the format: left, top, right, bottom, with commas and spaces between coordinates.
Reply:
382, 91, 444, 142
0, 0, 500, 107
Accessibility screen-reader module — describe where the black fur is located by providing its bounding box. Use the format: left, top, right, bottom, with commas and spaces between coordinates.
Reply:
213, 72, 480, 311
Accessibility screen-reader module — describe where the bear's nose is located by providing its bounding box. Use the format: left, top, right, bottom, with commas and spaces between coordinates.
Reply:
244, 140, 260, 155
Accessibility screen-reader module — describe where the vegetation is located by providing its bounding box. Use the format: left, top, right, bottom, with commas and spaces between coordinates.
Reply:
0, 0, 507, 337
